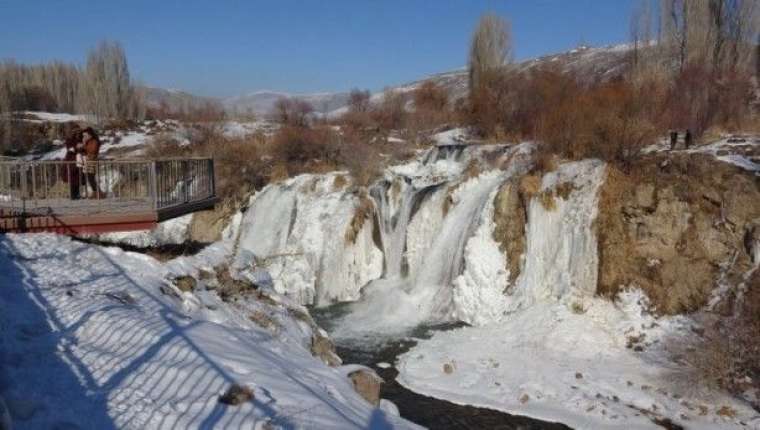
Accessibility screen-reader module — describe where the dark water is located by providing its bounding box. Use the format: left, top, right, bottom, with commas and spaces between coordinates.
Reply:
312, 304, 572, 430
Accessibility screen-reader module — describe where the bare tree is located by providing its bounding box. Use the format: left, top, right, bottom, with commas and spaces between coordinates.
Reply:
270, 97, 313, 127
82, 40, 134, 121
347, 88, 371, 114
468, 13, 512, 93
630, 0, 655, 69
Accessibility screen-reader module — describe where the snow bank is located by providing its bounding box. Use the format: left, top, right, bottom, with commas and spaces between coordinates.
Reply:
0, 233, 418, 429
93, 214, 194, 248
234, 173, 383, 306
398, 291, 759, 429
20, 111, 91, 123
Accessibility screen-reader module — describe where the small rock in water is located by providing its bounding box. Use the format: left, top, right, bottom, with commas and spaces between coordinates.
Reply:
519, 394, 530, 404
443, 362, 455, 374
575, 372, 583, 379
219, 384, 254, 406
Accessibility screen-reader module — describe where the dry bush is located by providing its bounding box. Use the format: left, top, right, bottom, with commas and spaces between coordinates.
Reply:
676, 272, 760, 405
145, 125, 268, 201
336, 128, 382, 187
409, 81, 451, 130
270, 125, 340, 171
537, 79, 659, 167
270, 97, 314, 127
372, 90, 407, 131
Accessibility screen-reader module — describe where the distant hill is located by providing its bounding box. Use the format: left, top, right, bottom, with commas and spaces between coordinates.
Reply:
145, 43, 634, 118
222, 91, 351, 117
141, 87, 222, 114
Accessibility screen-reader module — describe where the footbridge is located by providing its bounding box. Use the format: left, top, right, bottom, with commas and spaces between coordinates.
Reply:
0, 157, 219, 234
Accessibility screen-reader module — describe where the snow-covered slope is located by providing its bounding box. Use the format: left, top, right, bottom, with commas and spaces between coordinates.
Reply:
0, 233, 418, 429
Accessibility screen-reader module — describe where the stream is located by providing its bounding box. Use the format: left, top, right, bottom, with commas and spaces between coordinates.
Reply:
312, 303, 572, 430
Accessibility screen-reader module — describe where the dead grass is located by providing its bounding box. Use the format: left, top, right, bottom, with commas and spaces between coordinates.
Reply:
518, 175, 541, 200
345, 191, 374, 244
538, 190, 557, 211
491, 180, 527, 286
332, 174, 349, 191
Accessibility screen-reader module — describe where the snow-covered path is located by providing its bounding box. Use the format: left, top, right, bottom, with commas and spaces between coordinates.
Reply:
0, 234, 418, 429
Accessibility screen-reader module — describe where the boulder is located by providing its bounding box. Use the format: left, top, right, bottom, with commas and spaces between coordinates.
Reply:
348, 369, 383, 406
311, 332, 341, 367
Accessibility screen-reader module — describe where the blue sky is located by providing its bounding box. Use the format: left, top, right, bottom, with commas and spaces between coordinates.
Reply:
0, 0, 641, 97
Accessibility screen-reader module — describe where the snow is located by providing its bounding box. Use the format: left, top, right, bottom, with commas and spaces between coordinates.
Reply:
19, 111, 91, 123
0, 233, 419, 429
643, 135, 760, 174
397, 291, 760, 429
431, 128, 468, 146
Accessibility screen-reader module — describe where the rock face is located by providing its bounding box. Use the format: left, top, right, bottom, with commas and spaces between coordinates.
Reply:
348, 369, 383, 406
189, 203, 236, 244
596, 154, 760, 314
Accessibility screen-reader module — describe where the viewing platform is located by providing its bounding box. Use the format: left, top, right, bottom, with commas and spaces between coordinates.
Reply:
0, 157, 219, 234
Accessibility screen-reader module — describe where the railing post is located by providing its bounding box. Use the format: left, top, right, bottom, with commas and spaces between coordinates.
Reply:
149, 160, 158, 210
183, 159, 189, 203
209, 158, 216, 199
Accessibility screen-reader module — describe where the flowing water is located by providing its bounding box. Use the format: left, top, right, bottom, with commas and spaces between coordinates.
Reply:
312, 304, 571, 430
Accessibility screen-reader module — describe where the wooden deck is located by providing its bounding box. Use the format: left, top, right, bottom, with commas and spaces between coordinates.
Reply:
0, 158, 219, 234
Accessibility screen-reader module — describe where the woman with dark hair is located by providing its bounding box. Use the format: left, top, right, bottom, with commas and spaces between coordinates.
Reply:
63, 125, 83, 199
81, 127, 103, 199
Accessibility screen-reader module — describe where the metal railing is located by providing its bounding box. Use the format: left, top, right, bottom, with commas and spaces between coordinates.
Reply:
0, 158, 216, 217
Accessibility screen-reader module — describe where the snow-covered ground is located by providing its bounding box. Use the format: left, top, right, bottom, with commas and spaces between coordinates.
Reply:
644, 135, 760, 175
0, 232, 418, 429
18, 111, 93, 123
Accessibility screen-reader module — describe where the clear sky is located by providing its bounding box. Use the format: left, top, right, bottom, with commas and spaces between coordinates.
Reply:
0, 0, 641, 98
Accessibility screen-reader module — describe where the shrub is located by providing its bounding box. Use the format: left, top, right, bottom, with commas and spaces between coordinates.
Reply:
537, 80, 659, 167
270, 97, 314, 127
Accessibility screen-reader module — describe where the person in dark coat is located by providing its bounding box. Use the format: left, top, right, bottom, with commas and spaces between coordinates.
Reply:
63, 125, 83, 199
81, 127, 102, 199
669, 130, 678, 150
684, 129, 692, 149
